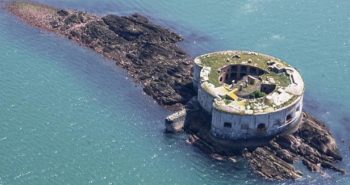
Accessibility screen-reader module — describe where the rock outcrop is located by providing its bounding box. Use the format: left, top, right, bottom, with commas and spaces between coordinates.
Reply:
8, 1, 195, 110
243, 114, 346, 180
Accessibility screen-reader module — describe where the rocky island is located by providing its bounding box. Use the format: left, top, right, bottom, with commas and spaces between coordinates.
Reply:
6, 1, 345, 181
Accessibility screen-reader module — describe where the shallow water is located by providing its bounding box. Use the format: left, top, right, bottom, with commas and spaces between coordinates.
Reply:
0, 0, 350, 184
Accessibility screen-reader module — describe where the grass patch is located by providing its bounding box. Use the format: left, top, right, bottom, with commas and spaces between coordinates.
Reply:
251, 90, 266, 98
261, 73, 291, 87
199, 52, 291, 87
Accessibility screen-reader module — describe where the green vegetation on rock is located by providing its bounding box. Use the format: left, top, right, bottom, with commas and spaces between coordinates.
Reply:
261, 72, 291, 87
251, 90, 267, 98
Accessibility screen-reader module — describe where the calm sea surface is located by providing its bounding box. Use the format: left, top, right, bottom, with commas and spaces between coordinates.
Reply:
1, 0, 350, 184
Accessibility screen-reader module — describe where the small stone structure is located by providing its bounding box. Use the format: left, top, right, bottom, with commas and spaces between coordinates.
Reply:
193, 51, 304, 140
165, 109, 187, 133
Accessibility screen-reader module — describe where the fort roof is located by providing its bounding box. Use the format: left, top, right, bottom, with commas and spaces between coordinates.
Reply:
194, 51, 305, 115
198, 51, 291, 87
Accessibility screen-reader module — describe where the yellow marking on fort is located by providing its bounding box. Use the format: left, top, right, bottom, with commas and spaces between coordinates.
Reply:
227, 88, 238, 101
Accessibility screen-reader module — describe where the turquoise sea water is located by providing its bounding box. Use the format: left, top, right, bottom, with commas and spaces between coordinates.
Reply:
1, 0, 350, 184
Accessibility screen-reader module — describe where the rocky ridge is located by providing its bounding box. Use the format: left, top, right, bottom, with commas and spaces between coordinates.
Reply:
8, 1, 195, 110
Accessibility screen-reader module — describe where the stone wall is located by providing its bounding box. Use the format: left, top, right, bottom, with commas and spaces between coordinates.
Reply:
197, 84, 216, 113
165, 109, 186, 133
193, 58, 202, 90
211, 96, 303, 139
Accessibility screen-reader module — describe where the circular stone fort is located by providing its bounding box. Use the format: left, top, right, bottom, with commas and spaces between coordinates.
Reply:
193, 51, 304, 140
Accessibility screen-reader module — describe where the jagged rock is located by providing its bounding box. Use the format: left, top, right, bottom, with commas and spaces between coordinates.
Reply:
244, 113, 345, 180
303, 159, 321, 172
321, 161, 346, 174
243, 147, 303, 180
83, 20, 121, 43
276, 149, 295, 164
275, 135, 300, 150
50, 20, 60, 28
57, 9, 69, 16
102, 14, 181, 42
296, 113, 342, 160
64, 14, 82, 25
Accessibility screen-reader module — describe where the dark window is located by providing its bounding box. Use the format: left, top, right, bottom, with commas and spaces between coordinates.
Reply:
296, 105, 300, 112
286, 114, 293, 122
241, 66, 247, 71
257, 123, 266, 130
257, 123, 267, 134
224, 122, 232, 128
